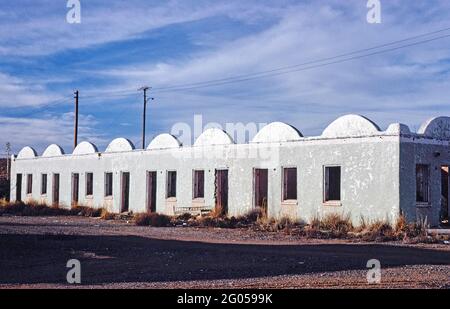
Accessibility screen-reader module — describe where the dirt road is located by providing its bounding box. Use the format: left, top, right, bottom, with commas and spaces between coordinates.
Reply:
0, 216, 448, 288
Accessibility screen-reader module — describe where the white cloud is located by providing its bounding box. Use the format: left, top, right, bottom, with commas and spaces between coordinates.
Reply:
0, 113, 107, 154
2, 0, 450, 147
0, 72, 66, 108
86, 1, 450, 135
0, 0, 270, 57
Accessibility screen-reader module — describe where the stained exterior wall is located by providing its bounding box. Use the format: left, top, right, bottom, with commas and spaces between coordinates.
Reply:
9, 135, 401, 225
400, 137, 450, 227
9, 115, 450, 227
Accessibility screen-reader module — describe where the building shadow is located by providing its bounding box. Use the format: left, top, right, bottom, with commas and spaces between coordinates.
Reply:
0, 233, 449, 285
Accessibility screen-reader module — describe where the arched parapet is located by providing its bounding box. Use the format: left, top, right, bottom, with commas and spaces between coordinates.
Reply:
17, 146, 37, 159
42, 144, 65, 157
385, 123, 411, 135
194, 128, 234, 147
322, 114, 381, 138
147, 134, 182, 150
418, 117, 450, 140
105, 138, 135, 153
251, 122, 303, 144
73, 141, 98, 155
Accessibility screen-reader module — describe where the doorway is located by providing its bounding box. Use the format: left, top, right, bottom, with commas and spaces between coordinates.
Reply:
441, 166, 449, 225
52, 173, 60, 206
254, 169, 268, 217
16, 174, 22, 202
72, 173, 79, 206
121, 172, 130, 213
146, 171, 157, 213
215, 169, 228, 216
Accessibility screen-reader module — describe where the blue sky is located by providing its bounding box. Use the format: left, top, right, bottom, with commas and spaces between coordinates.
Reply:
1, 0, 450, 154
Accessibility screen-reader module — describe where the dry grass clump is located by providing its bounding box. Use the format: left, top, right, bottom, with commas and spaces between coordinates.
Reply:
306, 213, 353, 238
134, 212, 172, 227
69, 205, 103, 217
254, 216, 303, 234
0, 200, 114, 219
360, 220, 395, 241
100, 208, 115, 220
393, 215, 429, 242
355, 215, 429, 242
0, 200, 71, 216
192, 208, 267, 229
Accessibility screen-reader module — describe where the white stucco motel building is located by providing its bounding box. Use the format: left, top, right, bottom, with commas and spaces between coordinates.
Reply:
9, 114, 450, 227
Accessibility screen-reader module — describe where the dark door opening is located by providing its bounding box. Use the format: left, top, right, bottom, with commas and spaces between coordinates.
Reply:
52, 174, 60, 206
441, 166, 449, 225
121, 172, 130, 213
16, 174, 22, 202
146, 171, 157, 213
72, 173, 79, 206
254, 169, 268, 217
215, 169, 228, 216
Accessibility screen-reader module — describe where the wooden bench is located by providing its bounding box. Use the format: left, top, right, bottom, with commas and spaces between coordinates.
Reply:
174, 206, 212, 216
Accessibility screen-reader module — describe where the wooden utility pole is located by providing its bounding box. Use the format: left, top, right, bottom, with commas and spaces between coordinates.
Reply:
139, 86, 152, 149
5, 142, 11, 181
74, 90, 79, 149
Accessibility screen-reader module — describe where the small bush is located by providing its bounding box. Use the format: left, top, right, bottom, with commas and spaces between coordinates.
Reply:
0, 200, 71, 216
394, 215, 427, 239
362, 220, 394, 241
307, 213, 353, 238
0, 200, 115, 219
177, 213, 193, 221
100, 208, 115, 220
210, 206, 226, 218
70, 205, 102, 217
134, 212, 172, 227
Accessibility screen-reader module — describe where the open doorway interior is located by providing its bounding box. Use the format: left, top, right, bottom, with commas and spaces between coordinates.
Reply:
215, 169, 228, 216
146, 171, 157, 213
254, 169, 268, 217
121, 172, 130, 213
441, 166, 449, 226
52, 173, 60, 206
71, 173, 79, 206
16, 174, 22, 202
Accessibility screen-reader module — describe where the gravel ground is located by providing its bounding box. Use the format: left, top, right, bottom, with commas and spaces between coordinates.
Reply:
0, 216, 449, 289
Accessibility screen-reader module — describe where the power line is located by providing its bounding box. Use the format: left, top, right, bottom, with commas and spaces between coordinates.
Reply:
50, 26, 450, 101
9, 97, 73, 117
151, 26, 450, 92
150, 33, 450, 93
7, 26, 450, 110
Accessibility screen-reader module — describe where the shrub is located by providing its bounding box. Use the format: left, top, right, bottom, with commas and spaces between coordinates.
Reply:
394, 215, 427, 239
134, 213, 171, 227
100, 208, 115, 220
0, 200, 70, 216
362, 220, 394, 241
210, 206, 226, 218
307, 213, 353, 238
69, 205, 105, 217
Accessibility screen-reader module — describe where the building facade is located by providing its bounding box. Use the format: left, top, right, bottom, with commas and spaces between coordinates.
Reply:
9, 114, 450, 227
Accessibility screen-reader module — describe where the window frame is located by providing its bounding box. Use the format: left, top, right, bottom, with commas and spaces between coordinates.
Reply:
26, 174, 33, 195
323, 165, 342, 205
85, 172, 94, 197
166, 170, 177, 199
104, 172, 113, 198
192, 170, 205, 200
416, 164, 430, 205
282, 167, 297, 202
41, 173, 47, 195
